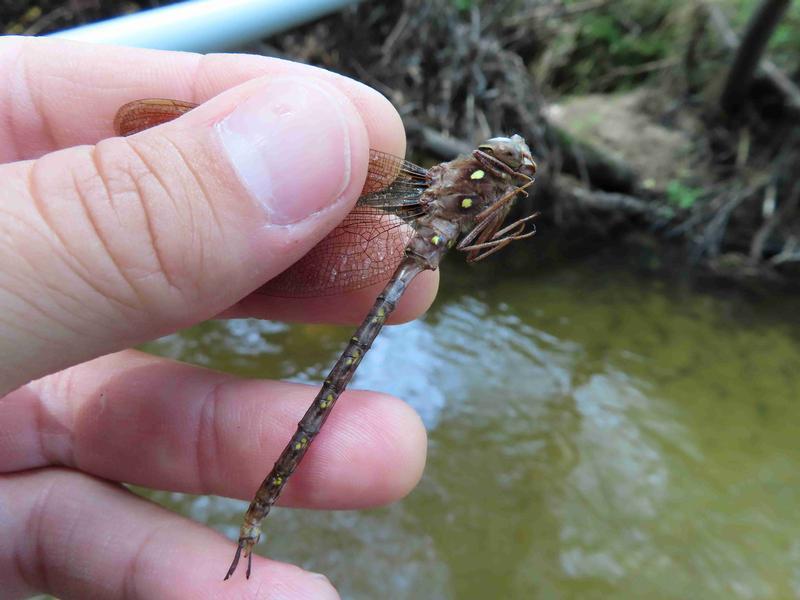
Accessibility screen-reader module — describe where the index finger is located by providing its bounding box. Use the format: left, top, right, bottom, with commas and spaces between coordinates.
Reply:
0, 36, 405, 161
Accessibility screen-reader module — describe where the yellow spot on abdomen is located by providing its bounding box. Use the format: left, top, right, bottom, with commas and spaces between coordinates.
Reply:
461, 197, 474, 208
470, 170, 485, 180
320, 393, 333, 409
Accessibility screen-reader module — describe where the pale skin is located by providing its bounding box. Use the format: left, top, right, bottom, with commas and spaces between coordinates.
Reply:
0, 37, 435, 599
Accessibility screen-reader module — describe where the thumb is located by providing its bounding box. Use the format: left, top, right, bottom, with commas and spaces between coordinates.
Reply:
0, 76, 369, 393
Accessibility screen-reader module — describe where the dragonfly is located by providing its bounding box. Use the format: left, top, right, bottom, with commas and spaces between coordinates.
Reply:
114, 98, 538, 580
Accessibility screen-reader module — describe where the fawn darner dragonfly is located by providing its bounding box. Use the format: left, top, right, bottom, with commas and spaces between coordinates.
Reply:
114, 98, 538, 579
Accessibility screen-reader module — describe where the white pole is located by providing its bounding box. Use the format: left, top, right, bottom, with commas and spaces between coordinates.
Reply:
48, 0, 362, 52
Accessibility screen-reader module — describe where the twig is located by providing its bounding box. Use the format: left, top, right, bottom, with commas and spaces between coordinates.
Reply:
705, 1, 800, 112
770, 236, 800, 265
568, 185, 673, 223
404, 119, 473, 159
380, 11, 410, 66
596, 56, 680, 87
719, 0, 791, 113
696, 181, 766, 259
503, 0, 611, 26
24, 7, 72, 35
750, 179, 800, 263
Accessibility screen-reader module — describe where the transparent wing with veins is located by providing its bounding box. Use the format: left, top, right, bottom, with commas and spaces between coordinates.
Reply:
114, 99, 431, 298
264, 150, 430, 297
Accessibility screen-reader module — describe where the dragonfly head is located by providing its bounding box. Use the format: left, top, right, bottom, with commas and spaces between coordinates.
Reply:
460, 134, 539, 262
478, 134, 537, 180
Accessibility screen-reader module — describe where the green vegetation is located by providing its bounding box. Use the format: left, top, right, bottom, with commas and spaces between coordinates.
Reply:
451, 0, 475, 11
666, 180, 702, 210
548, 0, 684, 93
547, 0, 799, 94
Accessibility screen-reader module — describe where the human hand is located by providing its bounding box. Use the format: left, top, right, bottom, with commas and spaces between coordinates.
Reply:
0, 37, 432, 598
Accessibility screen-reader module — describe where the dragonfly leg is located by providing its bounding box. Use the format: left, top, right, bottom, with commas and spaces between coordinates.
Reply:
463, 236, 514, 261
488, 211, 540, 241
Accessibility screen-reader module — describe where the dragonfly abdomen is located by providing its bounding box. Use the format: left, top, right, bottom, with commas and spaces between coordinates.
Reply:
225, 256, 429, 579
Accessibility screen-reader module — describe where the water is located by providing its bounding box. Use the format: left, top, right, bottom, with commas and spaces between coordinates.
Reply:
142, 255, 800, 599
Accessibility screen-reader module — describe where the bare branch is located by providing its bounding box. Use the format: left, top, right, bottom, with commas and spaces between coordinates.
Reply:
706, 1, 800, 113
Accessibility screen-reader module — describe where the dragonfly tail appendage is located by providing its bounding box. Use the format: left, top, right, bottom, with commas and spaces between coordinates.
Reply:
223, 523, 261, 580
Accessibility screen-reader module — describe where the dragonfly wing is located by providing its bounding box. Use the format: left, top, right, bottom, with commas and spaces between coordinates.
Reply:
260, 207, 415, 297
261, 152, 429, 297
361, 150, 429, 193
114, 99, 198, 136
113, 100, 431, 297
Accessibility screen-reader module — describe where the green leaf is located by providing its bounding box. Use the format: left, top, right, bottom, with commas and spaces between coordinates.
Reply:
666, 180, 701, 209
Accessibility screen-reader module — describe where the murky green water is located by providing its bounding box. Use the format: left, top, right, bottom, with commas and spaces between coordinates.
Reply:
142, 255, 800, 599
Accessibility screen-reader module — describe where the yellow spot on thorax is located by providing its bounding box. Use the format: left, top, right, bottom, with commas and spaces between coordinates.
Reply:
461, 197, 474, 209
470, 169, 485, 180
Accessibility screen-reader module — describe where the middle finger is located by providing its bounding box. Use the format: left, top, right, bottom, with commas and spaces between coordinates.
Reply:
1, 350, 426, 509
